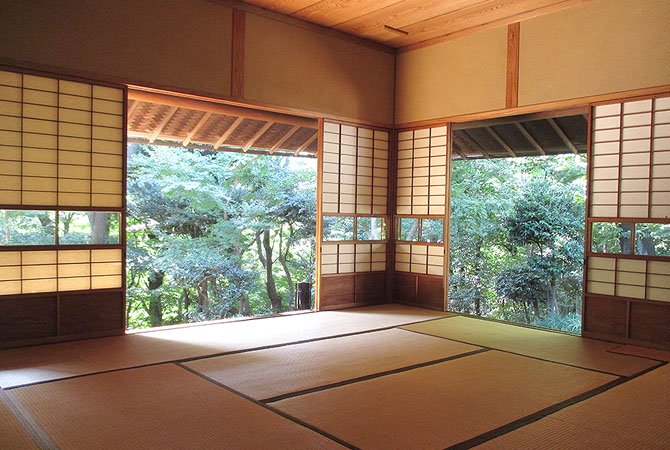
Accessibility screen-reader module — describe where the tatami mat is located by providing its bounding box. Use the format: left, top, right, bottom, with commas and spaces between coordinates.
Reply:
609, 344, 670, 362
473, 416, 652, 449
0, 390, 38, 450
272, 351, 616, 450
12, 364, 344, 450
184, 328, 480, 400
0, 304, 448, 388
548, 363, 670, 449
402, 316, 658, 376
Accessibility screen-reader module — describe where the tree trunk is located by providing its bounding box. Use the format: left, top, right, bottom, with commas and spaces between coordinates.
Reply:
531, 298, 540, 321
639, 235, 656, 255
278, 228, 294, 306
547, 274, 559, 314
196, 279, 210, 309
88, 212, 110, 244
257, 229, 283, 312
619, 223, 631, 253
474, 239, 482, 316
239, 293, 252, 316
147, 270, 164, 327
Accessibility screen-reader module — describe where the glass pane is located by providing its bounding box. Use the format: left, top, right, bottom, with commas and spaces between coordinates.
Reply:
398, 218, 419, 241
0, 210, 56, 245
322, 216, 354, 241
356, 217, 386, 241
58, 211, 120, 244
421, 218, 444, 243
591, 222, 632, 253
635, 223, 670, 256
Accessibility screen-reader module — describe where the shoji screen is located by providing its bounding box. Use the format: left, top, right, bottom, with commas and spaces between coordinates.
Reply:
584, 95, 670, 349
0, 68, 125, 346
319, 121, 390, 309
393, 126, 448, 311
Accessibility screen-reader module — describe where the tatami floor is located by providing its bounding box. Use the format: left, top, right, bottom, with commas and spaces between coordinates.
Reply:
0, 304, 668, 450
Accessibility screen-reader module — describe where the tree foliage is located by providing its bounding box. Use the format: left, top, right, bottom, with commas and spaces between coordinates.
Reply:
449, 154, 586, 331
126, 144, 316, 329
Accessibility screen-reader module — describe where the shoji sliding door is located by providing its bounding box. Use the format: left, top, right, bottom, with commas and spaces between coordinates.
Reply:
584, 95, 670, 348
393, 126, 448, 310
0, 68, 125, 346
318, 121, 390, 309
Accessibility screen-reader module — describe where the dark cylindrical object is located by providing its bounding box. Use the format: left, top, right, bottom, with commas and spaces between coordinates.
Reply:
296, 282, 311, 310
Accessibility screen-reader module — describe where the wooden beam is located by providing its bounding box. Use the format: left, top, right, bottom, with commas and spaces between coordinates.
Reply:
182, 112, 212, 147
514, 122, 546, 155
231, 9, 245, 99
128, 137, 315, 158
270, 125, 301, 154
242, 121, 274, 152
506, 22, 520, 109
128, 90, 316, 129
126, 99, 140, 119
294, 132, 317, 155
214, 117, 244, 150
458, 129, 490, 159
485, 126, 516, 157
548, 118, 578, 154
148, 106, 178, 143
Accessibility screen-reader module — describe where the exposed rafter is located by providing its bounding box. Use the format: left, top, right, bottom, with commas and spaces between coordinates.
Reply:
182, 112, 213, 147
270, 125, 301, 154
242, 121, 274, 152
148, 106, 178, 143
126, 99, 140, 118
459, 129, 490, 158
485, 126, 516, 157
213, 117, 245, 150
294, 133, 317, 156
548, 118, 578, 154
514, 122, 546, 155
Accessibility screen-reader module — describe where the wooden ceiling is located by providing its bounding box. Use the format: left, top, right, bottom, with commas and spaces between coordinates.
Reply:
127, 91, 318, 157
242, 0, 589, 49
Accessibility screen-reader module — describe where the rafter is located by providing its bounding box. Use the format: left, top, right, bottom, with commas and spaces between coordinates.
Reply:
458, 129, 490, 159
449, 135, 468, 159
548, 118, 578, 154
485, 126, 516, 157
514, 122, 546, 155
213, 117, 244, 150
126, 99, 140, 119
182, 112, 212, 147
270, 125, 301, 154
242, 121, 274, 152
148, 106, 178, 143
294, 132, 317, 156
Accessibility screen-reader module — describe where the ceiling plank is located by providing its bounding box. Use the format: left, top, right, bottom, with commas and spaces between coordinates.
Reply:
214, 117, 245, 150
148, 106, 178, 143
548, 118, 578, 154
243, 121, 275, 152
294, 132, 317, 156
182, 112, 213, 147
485, 126, 516, 157
270, 125, 301, 154
292, 0, 400, 28
514, 122, 546, 155
335, 0, 484, 38
243, 0, 321, 15
387, 0, 579, 48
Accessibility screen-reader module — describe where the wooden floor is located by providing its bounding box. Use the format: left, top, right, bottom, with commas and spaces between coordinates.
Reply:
0, 304, 668, 450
